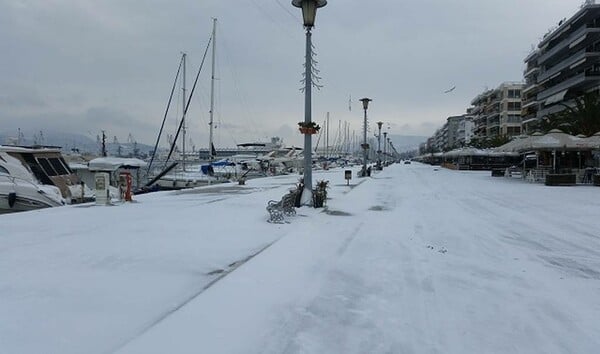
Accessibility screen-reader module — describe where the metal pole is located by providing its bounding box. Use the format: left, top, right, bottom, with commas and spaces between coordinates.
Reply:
384, 132, 388, 164
377, 122, 382, 169
302, 28, 313, 205
182, 53, 187, 171
209, 18, 217, 162
362, 107, 368, 175
326, 112, 329, 159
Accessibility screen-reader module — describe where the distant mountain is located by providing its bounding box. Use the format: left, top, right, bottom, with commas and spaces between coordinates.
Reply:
0, 130, 156, 157
388, 135, 427, 153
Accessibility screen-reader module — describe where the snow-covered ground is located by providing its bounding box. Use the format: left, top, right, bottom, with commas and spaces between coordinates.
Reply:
2, 163, 600, 353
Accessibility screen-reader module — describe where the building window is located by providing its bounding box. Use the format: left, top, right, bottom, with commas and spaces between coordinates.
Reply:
505, 115, 522, 123
508, 89, 521, 99
507, 126, 521, 135
507, 102, 521, 111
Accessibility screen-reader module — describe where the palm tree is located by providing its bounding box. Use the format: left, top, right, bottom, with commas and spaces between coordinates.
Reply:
542, 91, 600, 136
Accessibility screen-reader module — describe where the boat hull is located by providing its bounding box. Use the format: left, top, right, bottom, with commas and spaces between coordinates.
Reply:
0, 192, 63, 214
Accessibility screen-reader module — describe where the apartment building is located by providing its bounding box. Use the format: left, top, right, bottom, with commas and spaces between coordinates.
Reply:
446, 115, 474, 148
457, 115, 475, 146
425, 114, 475, 152
469, 82, 524, 140
470, 91, 490, 140
522, 49, 541, 133
522, 2, 600, 132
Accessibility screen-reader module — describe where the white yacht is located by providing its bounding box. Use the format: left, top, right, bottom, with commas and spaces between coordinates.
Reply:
0, 150, 65, 214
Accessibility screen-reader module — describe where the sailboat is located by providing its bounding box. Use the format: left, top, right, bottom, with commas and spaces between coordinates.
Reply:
148, 18, 227, 190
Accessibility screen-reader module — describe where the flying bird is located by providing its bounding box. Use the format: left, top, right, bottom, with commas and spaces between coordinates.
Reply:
444, 85, 456, 94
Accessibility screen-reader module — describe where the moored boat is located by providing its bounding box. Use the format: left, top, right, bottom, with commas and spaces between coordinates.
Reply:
0, 149, 65, 214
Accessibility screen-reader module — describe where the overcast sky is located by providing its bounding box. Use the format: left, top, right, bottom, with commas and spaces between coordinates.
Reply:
0, 0, 588, 148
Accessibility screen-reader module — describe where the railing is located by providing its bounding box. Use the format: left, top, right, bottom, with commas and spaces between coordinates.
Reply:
537, 72, 586, 101
538, 48, 587, 82
525, 168, 551, 183
524, 66, 540, 78
538, 25, 590, 65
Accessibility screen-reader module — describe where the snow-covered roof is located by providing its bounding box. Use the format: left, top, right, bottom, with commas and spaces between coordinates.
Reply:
496, 131, 599, 152
68, 163, 89, 170
443, 148, 518, 157
88, 157, 147, 171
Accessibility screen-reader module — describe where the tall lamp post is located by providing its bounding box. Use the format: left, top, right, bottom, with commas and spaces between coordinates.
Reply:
383, 131, 387, 165
292, 0, 327, 205
359, 98, 372, 176
376, 121, 383, 169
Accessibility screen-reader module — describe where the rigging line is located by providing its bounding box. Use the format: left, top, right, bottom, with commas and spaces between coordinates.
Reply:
274, 0, 300, 22
187, 55, 210, 124
216, 69, 239, 147
212, 41, 239, 148
314, 119, 325, 152
165, 35, 213, 167
248, 0, 295, 39
147, 54, 184, 174
220, 34, 260, 139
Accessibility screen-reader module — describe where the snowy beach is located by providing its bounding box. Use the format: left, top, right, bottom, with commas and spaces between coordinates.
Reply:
2, 163, 600, 354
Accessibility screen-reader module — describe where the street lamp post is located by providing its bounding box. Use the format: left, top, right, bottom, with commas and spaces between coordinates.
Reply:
376, 121, 383, 169
383, 131, 387, 165
359, 98, 372, 176
292, 0, 327, 205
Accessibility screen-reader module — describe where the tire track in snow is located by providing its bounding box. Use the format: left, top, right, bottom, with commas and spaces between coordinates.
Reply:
110, 241, 276, 353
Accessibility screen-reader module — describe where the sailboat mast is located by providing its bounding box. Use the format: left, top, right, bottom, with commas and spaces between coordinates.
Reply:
182, 52, 187, 171
208, 18, 217, 162
326, 112, 329, 159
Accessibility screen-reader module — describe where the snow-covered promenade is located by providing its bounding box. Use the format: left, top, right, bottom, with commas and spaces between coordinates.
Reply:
2, 163, 600, 353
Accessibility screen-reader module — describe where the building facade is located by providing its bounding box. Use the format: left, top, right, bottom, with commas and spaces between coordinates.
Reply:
457, 115, 475, 146
470, 82, 524, 141
446, 115, 474, 149
522, 2, 600, 132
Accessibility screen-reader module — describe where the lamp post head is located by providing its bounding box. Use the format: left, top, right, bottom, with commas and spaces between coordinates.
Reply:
359, 97, 372, 110
383, 131, 387, 138
292, 0, 327, 28
377, 121, 383, 129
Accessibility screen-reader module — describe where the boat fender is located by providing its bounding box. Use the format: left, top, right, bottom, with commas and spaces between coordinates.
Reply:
8, 192, 16, 208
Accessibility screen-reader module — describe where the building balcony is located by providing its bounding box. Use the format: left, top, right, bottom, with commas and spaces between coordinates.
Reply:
524, 66, 540, 78
505, 109, 522, 114
522, 100, 538, 109
522, 117, 540, 125
538, 49, 587, 82
537, 103, 568, 119
522, 83, 539, 95
538, 25, 596, 65
487, 120, 500, 128
537, 70, 600, 101
538, 49, 600, 83
524, 49, 540, 63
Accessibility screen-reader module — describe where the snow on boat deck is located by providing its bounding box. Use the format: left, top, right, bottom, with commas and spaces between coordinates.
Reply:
2, 163, 600, 354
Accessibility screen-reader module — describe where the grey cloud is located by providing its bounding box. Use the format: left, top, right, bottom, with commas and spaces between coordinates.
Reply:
0, 0, 585, 147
